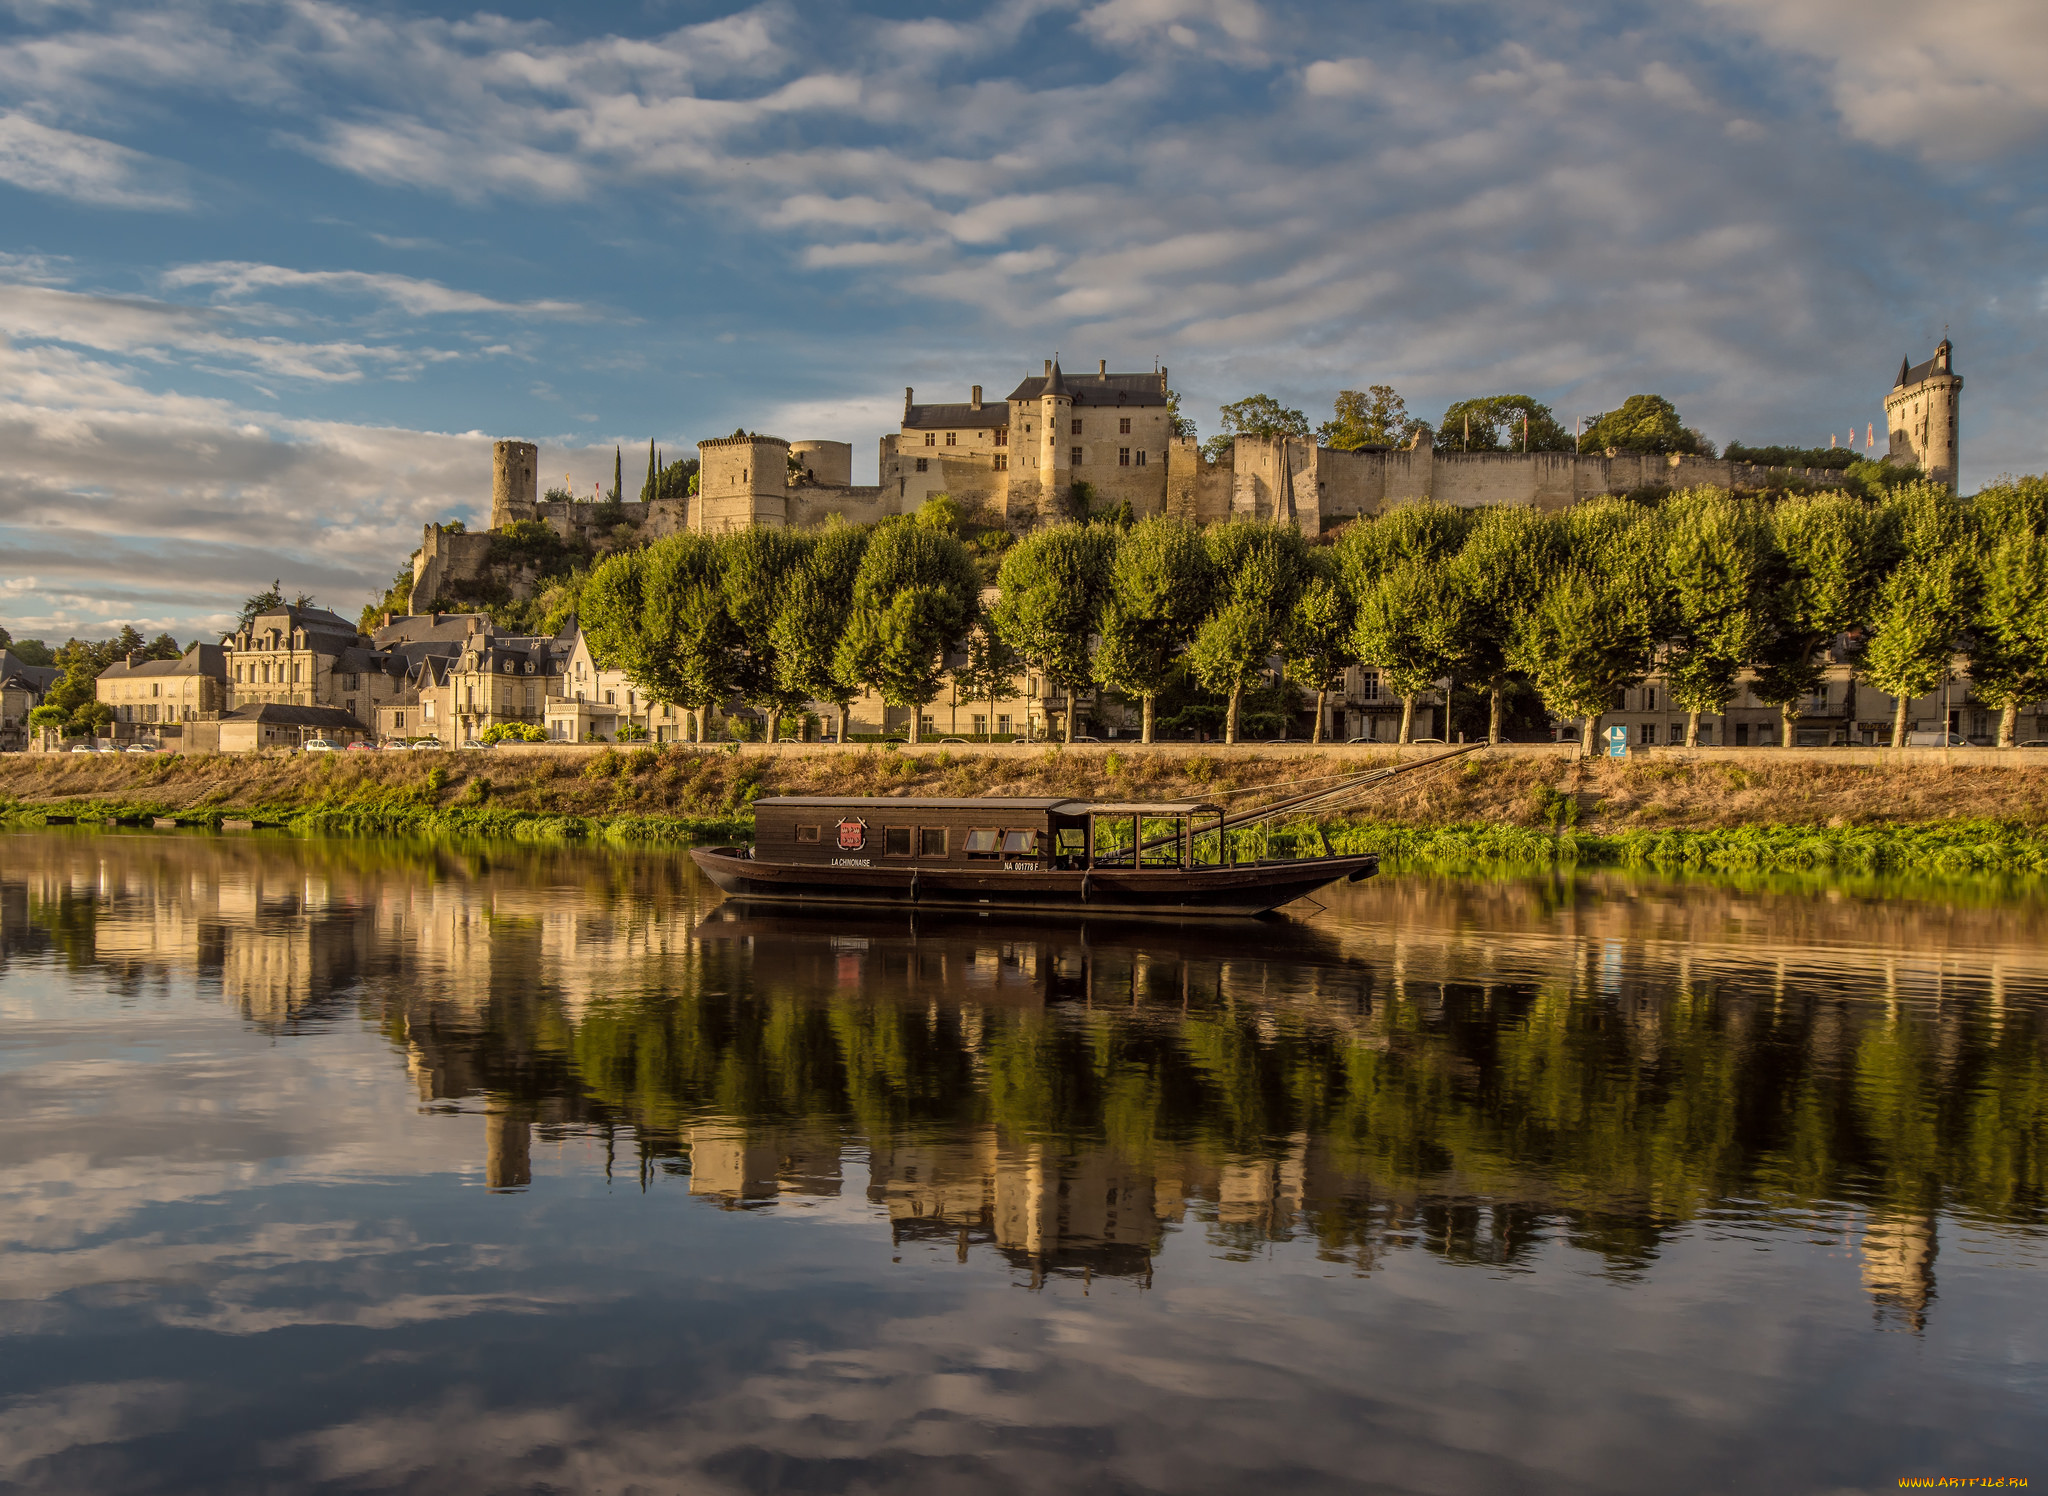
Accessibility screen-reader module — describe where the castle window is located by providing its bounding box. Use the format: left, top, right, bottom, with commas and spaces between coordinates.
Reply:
915, 458, 928, 473
1120, 417, 1132, 435
1119, 447, 1130, 467
993, 453, 1007, 471
945, 432, 956, 446
924, 432, 936, 447
1135, 450, 1147, 467
1071, 447, 1083, 466
1071, 419, 1082, 436
994, 428, 1007, 446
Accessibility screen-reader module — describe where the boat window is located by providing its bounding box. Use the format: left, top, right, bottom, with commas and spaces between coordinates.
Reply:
794, 824, 821, 842
884, 826, 913, 856
919, 827, 948, 857
1000, 829, 1038, 856
1056, 828, 1085, 853
964, 828, 999, 858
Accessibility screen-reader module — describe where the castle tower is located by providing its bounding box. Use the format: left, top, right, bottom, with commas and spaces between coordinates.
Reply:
694, 433, 791, 532
490, 439, 539, 528
1038, 359, 1072, 519
1884, 339, 1962, 491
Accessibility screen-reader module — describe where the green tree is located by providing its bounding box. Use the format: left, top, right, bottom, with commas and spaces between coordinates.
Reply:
1751, 492, 1882, 747
1320, 386, 1422, 450
4, 637, 55, 667
1860, 483, 1978, 747
1202, 394, 1310, 463
1504, 499, 1662, 755
611, 446, 623, 503
994, 523, 1117, 743
1337, 504, 1476, 742
1093, 516, 1215, 743
955, 617, 1022, 739
1581, 395, 1710, 456
1435, 395, 1575, 453
1659, 490, 1773, 746
1187, 521, 1311, 742
1450, 505, 1561, 744
1284, 550, 1355, 742
581, 535, 734, 742
1165, 387, 1198, 441
1970, 477, 2048, 747
719, 526, 814, 742
772, 520, 872, 744
142, 632, 182, 661
238, 580, 283, 631
834, 520, 980, 745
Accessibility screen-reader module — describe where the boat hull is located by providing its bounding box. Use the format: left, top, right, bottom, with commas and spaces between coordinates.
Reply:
688, 847, 1378, 918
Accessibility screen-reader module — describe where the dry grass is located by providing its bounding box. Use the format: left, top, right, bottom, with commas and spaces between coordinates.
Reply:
6, 745, 2047, 831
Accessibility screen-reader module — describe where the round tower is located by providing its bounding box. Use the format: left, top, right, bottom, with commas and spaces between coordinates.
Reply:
788, 440, 852, 487
1884, 339, 1962, 492
695, 433, 792, 532
1038, 358, 1072, 519
491, 440, 539, 528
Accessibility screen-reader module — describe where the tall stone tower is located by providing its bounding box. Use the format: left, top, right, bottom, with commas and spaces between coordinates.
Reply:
1885, 339, 1962, 491
491, 439, 539, 528
1036, 359, 1072, 520
694, 434, 791, 531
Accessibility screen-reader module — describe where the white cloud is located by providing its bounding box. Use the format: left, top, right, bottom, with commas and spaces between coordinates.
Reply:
0, 112, 189, 208
1701, 0, 2048, 159
160, 262, 594, 318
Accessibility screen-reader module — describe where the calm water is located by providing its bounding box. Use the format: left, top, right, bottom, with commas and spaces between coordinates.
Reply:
1, 830, 2043, 1495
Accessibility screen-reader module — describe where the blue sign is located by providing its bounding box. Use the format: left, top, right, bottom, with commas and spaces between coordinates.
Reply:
1605, 724, 1629, 758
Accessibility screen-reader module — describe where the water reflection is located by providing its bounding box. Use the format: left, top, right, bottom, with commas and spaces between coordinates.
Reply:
5, 829, 2044, 1338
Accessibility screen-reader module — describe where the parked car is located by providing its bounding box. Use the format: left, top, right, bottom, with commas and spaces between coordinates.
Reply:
1904, 731, 1972, 747
124, 743, 162, 754
408, 738, 444, 751
68, 743, 98, 754
1072, 735, 1102, 743
346, 741, 376, 752
2017, 740, 2048, 748
97, 743, 124, 753
939, 737, 969, 744
462, 740, 492, 750
302, 739, 339, 752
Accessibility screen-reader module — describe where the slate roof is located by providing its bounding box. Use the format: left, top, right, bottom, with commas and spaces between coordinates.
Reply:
372, 613, 490, 648
903, 401, 1009, 431
98, 645, 227, 681
1004, 363, 1169, 408
221, 703, 365, 728
0, 652, 63, 694
1895, 341, 1955, 389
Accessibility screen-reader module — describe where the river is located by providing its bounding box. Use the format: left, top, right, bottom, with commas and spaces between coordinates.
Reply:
1, 827, 2042, 1493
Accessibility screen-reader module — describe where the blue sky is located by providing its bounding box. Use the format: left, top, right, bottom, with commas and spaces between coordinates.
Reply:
1, 0, 2044, 643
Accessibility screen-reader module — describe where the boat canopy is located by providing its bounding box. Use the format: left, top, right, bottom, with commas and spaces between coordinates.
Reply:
754, 795, 1220, 816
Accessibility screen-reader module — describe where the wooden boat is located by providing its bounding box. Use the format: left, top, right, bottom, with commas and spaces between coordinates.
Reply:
690, 796, 1378, 917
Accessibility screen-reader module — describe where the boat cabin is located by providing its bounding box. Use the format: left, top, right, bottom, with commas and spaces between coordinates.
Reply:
752, 797, 1230, 872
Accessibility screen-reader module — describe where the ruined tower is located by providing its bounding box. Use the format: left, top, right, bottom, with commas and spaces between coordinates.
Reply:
490, 439, 539, 528
694, 434, 791, 531
1885, 339, 1962, 491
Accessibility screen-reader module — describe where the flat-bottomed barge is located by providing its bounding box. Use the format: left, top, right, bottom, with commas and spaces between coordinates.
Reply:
692, 796, 1378, 917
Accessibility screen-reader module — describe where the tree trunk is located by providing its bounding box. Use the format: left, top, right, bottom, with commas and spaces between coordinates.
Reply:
1686, 710, 1700, 748
1065, 687, 1076, 744
1311, 688, 1325, 744
838, 703, 849, 745
1489, 685, 1503, 746
2000, 699, 2018, 748
764, 707, 777, 745
1780, 701, 1795, 748
1142, 693, 1155, 745
907, 707, 921, 745
1398, 694, 1415, 744
1892, 692, 1909, 748
1225, 684, 1242, 744
989, 688, 999, 741
1581, 714, 1598, 758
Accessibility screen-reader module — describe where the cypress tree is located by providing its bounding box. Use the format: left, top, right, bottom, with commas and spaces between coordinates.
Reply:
612, 446, 622, 503
644, 439, 657, 503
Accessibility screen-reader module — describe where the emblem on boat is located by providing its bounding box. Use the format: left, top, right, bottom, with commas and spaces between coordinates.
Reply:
837, 819, 866, 850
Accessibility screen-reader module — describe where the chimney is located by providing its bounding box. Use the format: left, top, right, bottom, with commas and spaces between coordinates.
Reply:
127, 651, 141, 667
971, 385, 982, 410
1098, 359, 1107, 379
904, 386, 913, 420
1044, 359, 1052, 377
1160, 366, 1169, 393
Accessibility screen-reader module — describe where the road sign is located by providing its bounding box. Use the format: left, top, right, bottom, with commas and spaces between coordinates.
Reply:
1605, 724, 1629, 758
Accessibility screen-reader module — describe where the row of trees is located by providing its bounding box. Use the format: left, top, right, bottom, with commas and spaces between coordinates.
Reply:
11, 626, 186, 738
1199, 388, 1722, 461
579, 474, 2048, 751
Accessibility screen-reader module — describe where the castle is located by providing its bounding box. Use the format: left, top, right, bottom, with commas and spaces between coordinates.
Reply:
411, 346, 1957, 612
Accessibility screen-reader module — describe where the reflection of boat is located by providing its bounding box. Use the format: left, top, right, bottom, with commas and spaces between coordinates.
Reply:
691, 796, 1378, 917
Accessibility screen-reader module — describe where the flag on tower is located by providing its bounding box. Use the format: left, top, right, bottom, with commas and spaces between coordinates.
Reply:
1867, 423, 1875, 449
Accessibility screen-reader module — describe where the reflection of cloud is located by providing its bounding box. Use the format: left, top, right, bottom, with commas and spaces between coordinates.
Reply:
0, 1381, 188, 1483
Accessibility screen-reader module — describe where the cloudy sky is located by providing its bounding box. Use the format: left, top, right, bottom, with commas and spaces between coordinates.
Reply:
1, 0, 2044, 643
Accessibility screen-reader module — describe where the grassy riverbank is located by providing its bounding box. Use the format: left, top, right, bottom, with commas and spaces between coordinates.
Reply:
6, 743, 2048, 872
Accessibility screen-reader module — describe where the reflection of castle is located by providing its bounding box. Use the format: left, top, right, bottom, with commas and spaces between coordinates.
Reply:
7, 832, 2043, 1321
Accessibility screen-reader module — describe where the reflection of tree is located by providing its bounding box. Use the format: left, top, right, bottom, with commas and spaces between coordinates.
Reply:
7, 832, 2048, 1322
